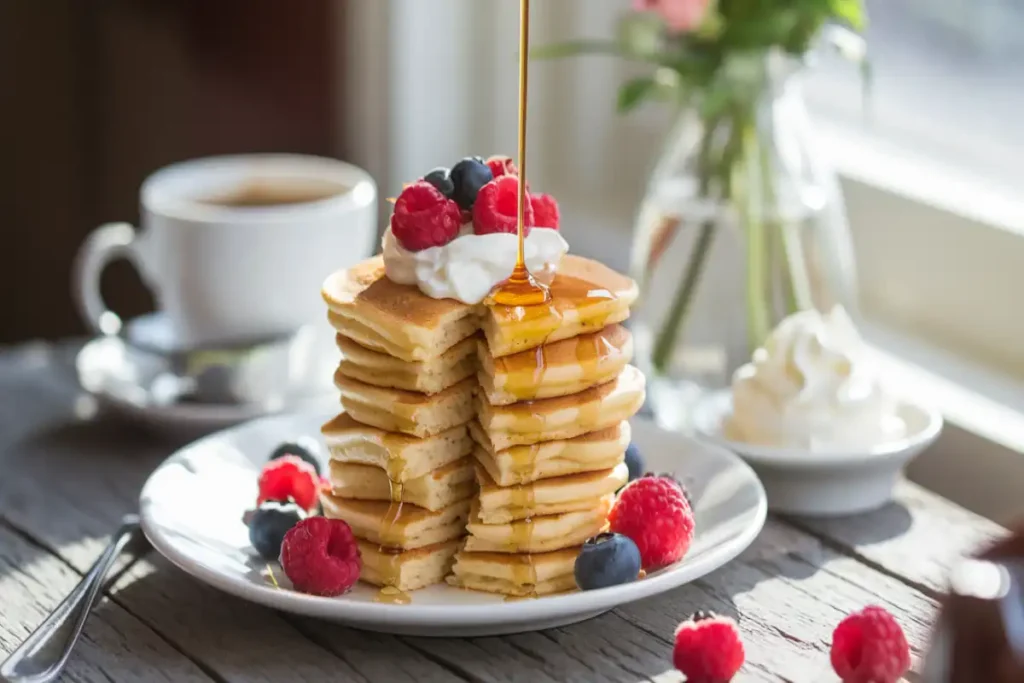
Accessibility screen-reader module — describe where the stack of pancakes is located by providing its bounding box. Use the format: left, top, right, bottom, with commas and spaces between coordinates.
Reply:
321, 254, 645, 597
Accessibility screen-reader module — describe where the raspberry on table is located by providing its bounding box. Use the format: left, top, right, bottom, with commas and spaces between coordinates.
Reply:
529, 193, 560, 230
486, 155, 518, 179
391, 181, 463, 251
673, 611, 745, 682
473, 175, 535, 236
256, 455, 321, 512
279, 517, 361, 596
608, 474, 695, 568
830, 605, 910, 683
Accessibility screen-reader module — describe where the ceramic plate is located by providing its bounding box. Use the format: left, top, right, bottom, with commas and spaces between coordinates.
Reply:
139, 414, 767, 636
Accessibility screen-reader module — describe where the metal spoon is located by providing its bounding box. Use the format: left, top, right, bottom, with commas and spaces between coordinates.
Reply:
0, 516, 148, 683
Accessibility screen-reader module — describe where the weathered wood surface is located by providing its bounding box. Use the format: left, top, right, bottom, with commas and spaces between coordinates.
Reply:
0, 343, 1007, 682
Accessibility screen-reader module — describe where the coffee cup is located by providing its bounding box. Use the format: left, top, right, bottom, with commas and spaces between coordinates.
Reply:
73, 154, 377, 349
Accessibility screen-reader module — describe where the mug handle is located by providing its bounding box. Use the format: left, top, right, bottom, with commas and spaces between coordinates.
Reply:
72, 222, 139, 336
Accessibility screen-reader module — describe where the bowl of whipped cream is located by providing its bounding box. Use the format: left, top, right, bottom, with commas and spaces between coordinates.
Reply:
692, 306, 943, 517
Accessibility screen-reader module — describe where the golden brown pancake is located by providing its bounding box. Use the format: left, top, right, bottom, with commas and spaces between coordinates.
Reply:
475, 462, 628, 523
358, 539, 460, 592
336, 334, 478, 394
447, 547, 580, 596
469, 421, 631, 486
321, 494, 471, 550
329, 458, 476, 512
477, 324, 634, 405
463, 495, 613, 554
322, 413, 472, 482
334, 373, 476, 438
475, 365, 646, 450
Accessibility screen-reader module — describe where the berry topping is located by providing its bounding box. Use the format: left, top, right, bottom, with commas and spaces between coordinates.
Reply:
449, 157, 494, 210
486, 155, 518, 178
574, 532, 642, 591
831, 606, 910, 683
624, 442, 645, 482
529, 193, 560, 230
673, 611, 745, 682
248, 500, 306, 560
473, 176, 535, 236
391, 181, 462, 252
269, 437, 324, 476
280, 517, 361, 596
257, 455, 321, 512
608, 475, 695, 569
423, 167, 455, 198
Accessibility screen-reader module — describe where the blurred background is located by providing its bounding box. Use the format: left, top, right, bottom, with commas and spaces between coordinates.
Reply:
2, 0, 1023, 519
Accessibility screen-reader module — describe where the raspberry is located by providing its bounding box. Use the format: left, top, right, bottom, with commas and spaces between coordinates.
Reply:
486, 155, 518, 178
391, 181, 462, 251
830, 606, 910, 683
279, 517, 361, 596
473, 176, 534, 236
673, 611, 745, 682
608, 475, 694, 568
257, 456, 320, 512
529, 193, 560, 230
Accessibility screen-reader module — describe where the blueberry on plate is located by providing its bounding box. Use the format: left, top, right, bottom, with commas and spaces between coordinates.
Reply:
574, 532, 642, 591
269, 437, 324, 476
249, 500, 307, 560
423, 167, 455, 198
449, 158, 494, 210
624, 442, 644, 482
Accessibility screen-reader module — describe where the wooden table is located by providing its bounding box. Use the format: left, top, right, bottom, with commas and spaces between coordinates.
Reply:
0, 342, 1007, 682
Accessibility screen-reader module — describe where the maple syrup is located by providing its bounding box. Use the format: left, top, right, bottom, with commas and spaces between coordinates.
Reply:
379, 478, 404, 550
487, 0, 549, 307
510, 517, 535, 553
374, 585, 411, 605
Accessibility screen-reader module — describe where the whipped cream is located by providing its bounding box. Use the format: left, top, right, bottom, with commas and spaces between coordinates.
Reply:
382, 226, 568, 305
726, 306, 907, 451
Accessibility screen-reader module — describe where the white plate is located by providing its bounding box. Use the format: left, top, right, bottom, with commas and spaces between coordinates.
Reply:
140, 414, 766, 637
692, 390, 942, 517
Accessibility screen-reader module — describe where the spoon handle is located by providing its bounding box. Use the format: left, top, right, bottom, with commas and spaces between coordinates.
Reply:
0, 516, 147, 683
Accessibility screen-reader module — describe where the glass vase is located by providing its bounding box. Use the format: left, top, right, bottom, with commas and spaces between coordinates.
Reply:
629, 56, 859, 431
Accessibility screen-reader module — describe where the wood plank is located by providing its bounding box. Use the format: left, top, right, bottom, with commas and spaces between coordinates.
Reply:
0, 345, 469, 683
790, 480, 1006, 597
0, 523, 212, 682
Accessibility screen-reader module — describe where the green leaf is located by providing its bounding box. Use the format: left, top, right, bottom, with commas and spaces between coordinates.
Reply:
531, 39, 624, 61
617, 77, 659, 113
828, 0, 865, 29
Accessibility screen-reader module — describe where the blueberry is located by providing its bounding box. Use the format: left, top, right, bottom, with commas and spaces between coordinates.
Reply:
269, 437, 324, 475
625, 442, 644, 482
248, 500, 306, 560
449, 158, 493, 210
574, 532, 642, 591
423, 167, 455, 198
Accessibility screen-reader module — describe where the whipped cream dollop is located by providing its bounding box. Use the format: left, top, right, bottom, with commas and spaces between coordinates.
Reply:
382, 226, 568, 304
726, 306, 907, 451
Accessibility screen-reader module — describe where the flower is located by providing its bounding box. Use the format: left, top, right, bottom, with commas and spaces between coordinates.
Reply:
633, 0, 710, 33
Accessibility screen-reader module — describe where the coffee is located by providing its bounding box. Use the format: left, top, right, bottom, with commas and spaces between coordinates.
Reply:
198, 179, 348, 208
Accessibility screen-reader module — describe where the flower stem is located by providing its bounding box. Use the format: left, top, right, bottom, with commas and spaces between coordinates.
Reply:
740, 124, 771, 352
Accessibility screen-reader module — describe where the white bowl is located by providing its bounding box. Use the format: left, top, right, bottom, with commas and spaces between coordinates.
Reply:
692, 390, 943, 517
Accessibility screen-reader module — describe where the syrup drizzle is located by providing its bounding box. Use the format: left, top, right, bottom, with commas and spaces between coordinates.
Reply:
374, 452, 411, 605
487, 0, 549, 307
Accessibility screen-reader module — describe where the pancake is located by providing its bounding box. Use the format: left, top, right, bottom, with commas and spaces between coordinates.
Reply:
322, 414, 472, 482
463, 495, 613, 554
358, 539, 459, 592
321, 495, 471, 550
446, 547, 580, 596
477, 324, 634, 405
470, 421, 630, 486
479, 255, 638, 358
322, 257, 479, 362
476, 366, 646, 450
329, 458, 476, 512
335, 373, 476, 438
337, 334, 478, 395
475, 463, 628, 524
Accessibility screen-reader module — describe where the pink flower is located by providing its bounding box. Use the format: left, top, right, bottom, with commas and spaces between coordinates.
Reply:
633, 0, 709, 32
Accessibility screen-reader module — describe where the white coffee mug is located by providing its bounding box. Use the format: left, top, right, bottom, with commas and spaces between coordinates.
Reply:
73, 155, 377, 349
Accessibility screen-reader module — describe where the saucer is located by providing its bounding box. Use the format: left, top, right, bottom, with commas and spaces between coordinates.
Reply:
692, 390, 943, 517
139, 414, 767, 636
75, 334, 336, 435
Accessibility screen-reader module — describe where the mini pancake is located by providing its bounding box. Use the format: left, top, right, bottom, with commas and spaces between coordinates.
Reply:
475, 462, 628, 524
329, 458, 476, 512
358, 539, 459, 592
334, 374, 476, 438
321, 495, 471, 550
447, 547, 580, 597
463, 495, 613, 554
337, 334, 478, 395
